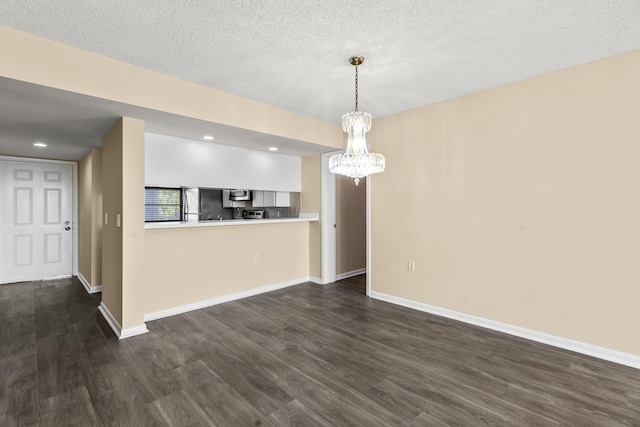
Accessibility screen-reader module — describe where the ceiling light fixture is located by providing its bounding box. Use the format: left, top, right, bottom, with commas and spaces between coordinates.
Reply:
329, 56, 385, 185
268, 147, 278, 151
33, 142, 47, 147
203, 135, 214, 141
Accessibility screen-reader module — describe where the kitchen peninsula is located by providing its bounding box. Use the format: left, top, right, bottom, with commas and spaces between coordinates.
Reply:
143, 133, 318, 324
144, 217, 316, 321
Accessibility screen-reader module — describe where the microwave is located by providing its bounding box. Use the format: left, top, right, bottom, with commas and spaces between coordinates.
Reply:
228, 189, 251, 201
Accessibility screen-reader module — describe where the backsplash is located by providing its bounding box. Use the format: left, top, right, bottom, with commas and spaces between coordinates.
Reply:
200, 188, 231, 220
199, 188, 300, 220
261, 192, 301, 219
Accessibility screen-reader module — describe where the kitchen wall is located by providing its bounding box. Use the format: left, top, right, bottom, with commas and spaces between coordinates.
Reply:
369, 50, 640, 356
145, 133, 302, 191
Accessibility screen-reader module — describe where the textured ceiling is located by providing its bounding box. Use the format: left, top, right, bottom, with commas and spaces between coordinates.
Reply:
1, 1, 640, 160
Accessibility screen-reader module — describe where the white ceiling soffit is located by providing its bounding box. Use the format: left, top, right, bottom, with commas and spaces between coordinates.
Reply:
0, 77, 329, 160
1, 1, 640, 161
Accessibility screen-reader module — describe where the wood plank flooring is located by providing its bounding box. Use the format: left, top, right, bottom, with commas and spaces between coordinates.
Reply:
1, 275, 640, 426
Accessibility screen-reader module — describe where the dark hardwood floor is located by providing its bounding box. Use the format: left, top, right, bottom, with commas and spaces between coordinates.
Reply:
1, 275, 640, 426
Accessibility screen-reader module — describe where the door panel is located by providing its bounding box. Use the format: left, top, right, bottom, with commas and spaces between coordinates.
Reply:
14, 234, 33, 266
44, 188, 62, 224
44, 233, 62, 263
15, 187, 33, 225
0, 160, 73, 284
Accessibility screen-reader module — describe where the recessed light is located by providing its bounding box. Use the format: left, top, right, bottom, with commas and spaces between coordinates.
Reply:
268, 147, 278, 151
34, 142, 47, 147
203, 135, 214, 141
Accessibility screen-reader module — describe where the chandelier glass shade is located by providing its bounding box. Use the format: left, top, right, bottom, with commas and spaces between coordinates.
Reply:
329, 56, 385, 185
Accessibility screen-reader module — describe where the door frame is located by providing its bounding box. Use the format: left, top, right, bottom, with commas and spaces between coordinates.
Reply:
321, 152, 337, 284
0, 155, 78, 280
320, 151, 370, 293
365, 174, 371, 296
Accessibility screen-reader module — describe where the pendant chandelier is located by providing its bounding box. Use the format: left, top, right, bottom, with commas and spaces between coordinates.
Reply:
329, 56, 385, 185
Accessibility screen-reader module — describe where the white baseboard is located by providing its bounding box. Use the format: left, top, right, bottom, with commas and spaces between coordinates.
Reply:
98, 302, 121, 338
369, 291, 640, 370
98, 301, 148, 339
336, 268, 367, 281
77, 273, 102, 294
120, 324, 149, 339
309, 271, 366, 285
145, 276, 311, 322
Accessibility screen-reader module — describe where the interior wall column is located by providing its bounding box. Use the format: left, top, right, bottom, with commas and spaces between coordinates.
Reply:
100, 117, 147, 338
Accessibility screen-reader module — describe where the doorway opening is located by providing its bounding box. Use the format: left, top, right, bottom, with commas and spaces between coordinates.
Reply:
321, 152, 370, 295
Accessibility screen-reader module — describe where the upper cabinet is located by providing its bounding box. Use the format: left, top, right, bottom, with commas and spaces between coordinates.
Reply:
253, 191, 290, 207
252, 190, 265, 207
275, 191, 290, 207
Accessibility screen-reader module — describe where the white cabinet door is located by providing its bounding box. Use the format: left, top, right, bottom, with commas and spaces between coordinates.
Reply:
0, 161, 73, 284
275, 191, 290, 207
263, 191, 276, 207
252, 190, 264, 207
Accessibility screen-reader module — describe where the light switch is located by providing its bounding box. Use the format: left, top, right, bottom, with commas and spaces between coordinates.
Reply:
116, 214, 121, 227
104, 213, 108, 225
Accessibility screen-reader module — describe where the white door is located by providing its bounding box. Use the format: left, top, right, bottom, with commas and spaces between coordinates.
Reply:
321, 152, 337, 284
0, 160, 73, 284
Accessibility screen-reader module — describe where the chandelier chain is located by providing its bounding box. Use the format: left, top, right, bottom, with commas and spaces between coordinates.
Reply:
354, 64, 359, 112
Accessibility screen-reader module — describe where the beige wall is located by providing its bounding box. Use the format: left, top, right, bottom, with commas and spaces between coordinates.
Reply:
302, 154, 322, 279
78, 149, 102, 286
78, 152, 92, 281
144, 222, 310, 314
369, 50, 640, 356
336, 175, 366, 275
121, 118, 146, 328
101, 118, 146, 329
102, 121, 124, 324
0, 25, 342, 150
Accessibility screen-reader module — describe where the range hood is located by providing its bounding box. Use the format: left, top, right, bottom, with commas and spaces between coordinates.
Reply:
228, 189, 251, 201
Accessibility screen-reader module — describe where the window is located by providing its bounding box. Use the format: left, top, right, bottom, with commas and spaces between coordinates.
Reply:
144, 187, 182, 222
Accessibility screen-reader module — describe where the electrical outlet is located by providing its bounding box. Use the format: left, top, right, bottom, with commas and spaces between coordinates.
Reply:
253, 253, 260, 262
408, 261, 416, 271
116, 214, 121, 227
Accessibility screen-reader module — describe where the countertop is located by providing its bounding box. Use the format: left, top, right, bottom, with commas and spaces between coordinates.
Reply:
145, 213, 318, 229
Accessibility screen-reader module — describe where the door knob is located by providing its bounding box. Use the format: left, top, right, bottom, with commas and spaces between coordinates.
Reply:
65, 221, 70, 225
65, 226, 71, 231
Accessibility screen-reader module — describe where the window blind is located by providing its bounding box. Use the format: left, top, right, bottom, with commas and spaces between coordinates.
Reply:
144, 187, 182, 222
